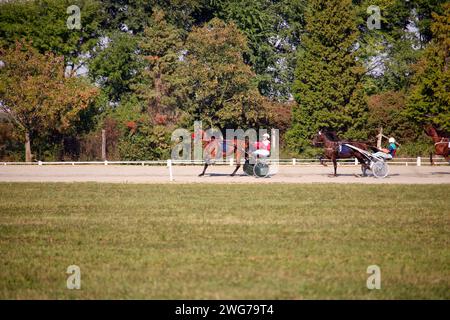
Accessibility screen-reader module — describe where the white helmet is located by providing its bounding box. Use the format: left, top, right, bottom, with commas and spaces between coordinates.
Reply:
389, 137, 396, 143
262, 133, 270, 140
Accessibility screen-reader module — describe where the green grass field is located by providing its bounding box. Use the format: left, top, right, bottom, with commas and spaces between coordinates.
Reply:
0, 183, 449, 299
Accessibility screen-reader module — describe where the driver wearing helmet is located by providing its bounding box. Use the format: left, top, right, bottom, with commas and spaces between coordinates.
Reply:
253, 133, 271, 157
374, 137, 398, 160
388, 137, 397, 157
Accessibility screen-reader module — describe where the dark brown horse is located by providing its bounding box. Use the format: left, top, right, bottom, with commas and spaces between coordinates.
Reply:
312, 130, 375, 176
424, 125, 449, 165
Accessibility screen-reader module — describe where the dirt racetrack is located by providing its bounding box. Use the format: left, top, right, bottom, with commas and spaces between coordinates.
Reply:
1, 164, 449, 184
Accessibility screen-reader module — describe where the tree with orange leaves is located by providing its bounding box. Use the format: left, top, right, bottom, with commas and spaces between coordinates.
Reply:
0, 41, 98, 161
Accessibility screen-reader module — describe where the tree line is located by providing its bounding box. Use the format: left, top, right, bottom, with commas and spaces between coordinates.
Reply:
0, 0, 448, 161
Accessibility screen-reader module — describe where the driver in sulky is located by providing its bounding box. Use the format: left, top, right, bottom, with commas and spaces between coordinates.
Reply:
253, 133, 271, 158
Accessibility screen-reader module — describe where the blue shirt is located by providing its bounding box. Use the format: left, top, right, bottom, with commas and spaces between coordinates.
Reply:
388, 143, 397, 156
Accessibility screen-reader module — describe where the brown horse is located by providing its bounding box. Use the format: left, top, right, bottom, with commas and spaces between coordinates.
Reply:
424, 125, 449, 165
312, 130, 375, 176
198, 135, 247, 177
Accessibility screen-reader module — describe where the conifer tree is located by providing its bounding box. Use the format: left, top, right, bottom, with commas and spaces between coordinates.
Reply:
287, 0, 368, 153
407, 3, 450, 132
133, 9, 184, 125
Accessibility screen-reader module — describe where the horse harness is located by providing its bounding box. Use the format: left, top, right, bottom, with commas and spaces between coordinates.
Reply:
434, 138, 450, 147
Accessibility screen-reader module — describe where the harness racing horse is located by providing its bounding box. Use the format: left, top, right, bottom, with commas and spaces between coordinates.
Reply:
198, 136, 247, 177
312, 130, 375, 177
424, 125, 449, 165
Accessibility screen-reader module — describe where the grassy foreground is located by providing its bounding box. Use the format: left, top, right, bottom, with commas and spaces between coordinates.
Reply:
0, 183, 448, 299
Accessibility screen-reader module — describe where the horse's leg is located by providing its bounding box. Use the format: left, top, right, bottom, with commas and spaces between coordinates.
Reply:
230, 164, 240, 176
230, 150, 241, 176
361, 164, 367, 177
332, 157, 337, 176
443, 147, 449, 164
199, 163, 208, 177
430, 152, 434, 166
351, 151, 367, 176
200, 142, 217, 176
319, 156, 327, 166
358, 156, 368, 176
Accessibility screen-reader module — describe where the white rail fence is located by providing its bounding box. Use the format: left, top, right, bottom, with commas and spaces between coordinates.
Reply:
1, 157, 448, 167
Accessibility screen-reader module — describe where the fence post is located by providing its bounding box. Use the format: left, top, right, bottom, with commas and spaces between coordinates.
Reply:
293, 158, 296, 166
230, 158, 234, 166
417, 157, 421, 167
101, 129, 106, 161
377, 127, 383, 149
104, 160, 108, 166
167, 159, 173, 181
38, 161, 42, 166
354, 158, 358, 165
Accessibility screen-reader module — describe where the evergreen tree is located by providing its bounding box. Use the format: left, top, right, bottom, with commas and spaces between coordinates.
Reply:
99, 0, 205, 33
407, 3, 450, 132
287, 0, 368, 154
133, 9, 184, 125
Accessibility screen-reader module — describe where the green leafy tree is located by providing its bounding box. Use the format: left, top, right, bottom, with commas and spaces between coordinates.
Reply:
118, 121, 171, 161
414, 0, 447, 44
99, 0, 205, 33
0, 0, 103, 70
99, 0, 154, 33
177, 18, 274, 129
287, 0, 368, 154
89, 31, 141, 103
99, 98, 171, 161
0, 41, 99, 161
214, 1, 275, 88
406, 3, 450, 131
268, 0, 307, 100
212, 0, 307, 100
355, 0, 447, 94
367, 91, 420, 140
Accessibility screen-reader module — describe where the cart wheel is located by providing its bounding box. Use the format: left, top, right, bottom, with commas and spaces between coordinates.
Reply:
243, 163, 254, 176
371, 161, 388, 179
253, 162, 270, 178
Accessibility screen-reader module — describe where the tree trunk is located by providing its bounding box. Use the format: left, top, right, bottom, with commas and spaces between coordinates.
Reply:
25, 131, 32, 162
